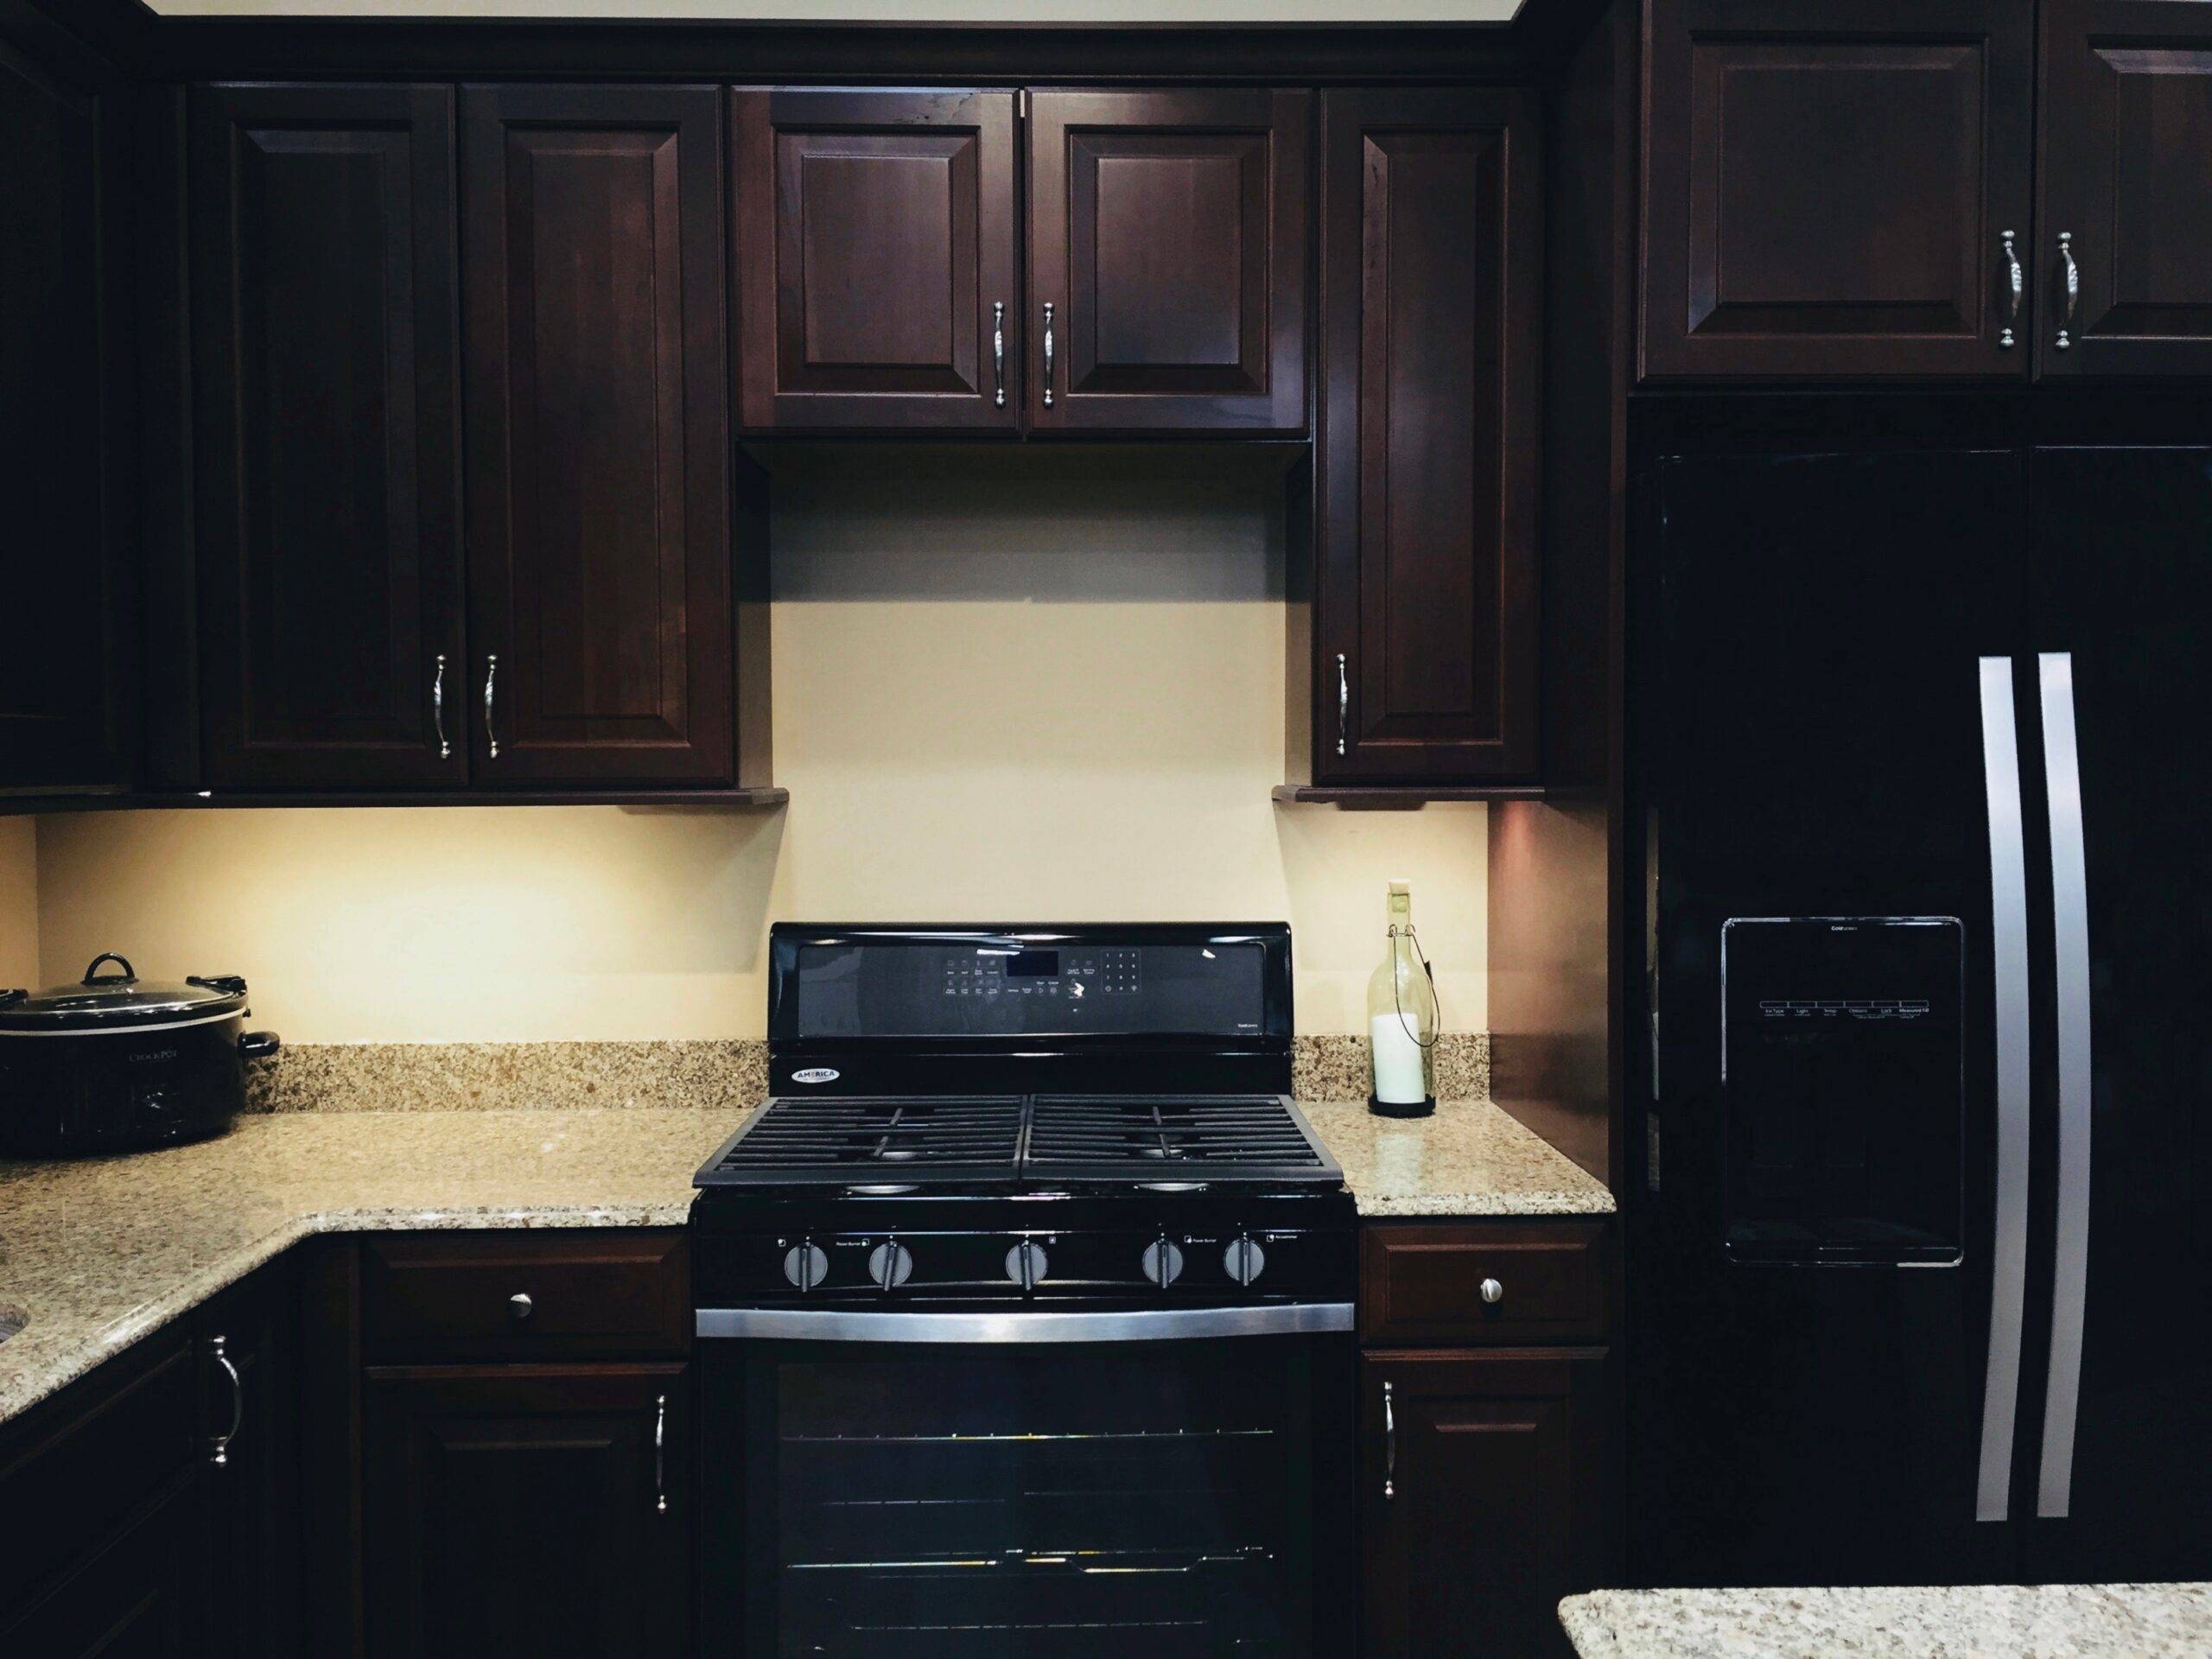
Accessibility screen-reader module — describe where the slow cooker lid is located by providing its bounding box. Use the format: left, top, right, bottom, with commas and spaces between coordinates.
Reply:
0, 954, 250, 1033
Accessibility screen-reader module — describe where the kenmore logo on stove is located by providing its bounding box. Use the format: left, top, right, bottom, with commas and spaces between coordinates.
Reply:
791, 1067, 840, 1084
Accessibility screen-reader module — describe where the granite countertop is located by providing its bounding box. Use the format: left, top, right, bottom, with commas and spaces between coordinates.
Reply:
1303, 1099, 1616, 1218
1559, 1585, 2212, 1659
0, 1097, 1612, 1427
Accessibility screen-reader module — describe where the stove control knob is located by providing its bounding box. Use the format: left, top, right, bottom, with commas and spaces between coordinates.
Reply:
868, 1241, 914, 1291
1141, 1238, 1185, 1288
1004, 1239, 1049, 1291
782, 1242, 829, 1292
1223, 1236, 1268, 1287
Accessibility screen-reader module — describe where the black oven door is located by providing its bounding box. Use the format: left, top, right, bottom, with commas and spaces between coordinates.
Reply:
699, 1315, 1354, 1658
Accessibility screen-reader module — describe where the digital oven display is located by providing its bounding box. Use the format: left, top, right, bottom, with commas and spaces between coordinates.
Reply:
1002, 950, 1059, 978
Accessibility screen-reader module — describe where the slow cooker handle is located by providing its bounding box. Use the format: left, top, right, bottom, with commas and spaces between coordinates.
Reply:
239, 1032, 281, 1061
83, 952, 137, 984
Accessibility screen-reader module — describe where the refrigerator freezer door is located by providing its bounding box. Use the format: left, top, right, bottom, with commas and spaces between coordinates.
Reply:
1632, 449, 2028, 1587
2024, 448, 2212, 1581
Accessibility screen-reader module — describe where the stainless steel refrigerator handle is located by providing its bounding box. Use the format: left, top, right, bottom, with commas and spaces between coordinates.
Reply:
696, 1303, 1354, 1344
2037, 652, 2093, 1520
1975, 655, 2033, 1524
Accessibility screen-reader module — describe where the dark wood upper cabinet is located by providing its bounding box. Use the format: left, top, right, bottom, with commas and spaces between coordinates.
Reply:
1641, 0, 2034, 381
461, 84, 736, 787
2038, 0, 2212, 378
1311, 88, 1541, 785
0, 35, 133, 795
365, 1362, 690, 1659
734, 87, 1019, 431
1362, 1351, 1605, 1659
189, 83, 466, 791
1027, 89, 1308, 433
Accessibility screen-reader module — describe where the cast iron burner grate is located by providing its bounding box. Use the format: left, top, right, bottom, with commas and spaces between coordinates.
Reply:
700, 1096, 1026, 1184
1025, 1094, 1330, 1182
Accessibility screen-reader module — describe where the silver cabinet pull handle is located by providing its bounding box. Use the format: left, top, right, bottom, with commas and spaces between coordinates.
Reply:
1999, 231, 2021, 350
207, 1334, 244, 1467
653, 1393, 669, 1515
431, 654, 450, 759
483, 654, 499, 760
1382, 1378, 1396, 1500
1974, 655, 2032, 1523
1479, 1276, 1503, 1305
1336, 653, 1350, 756
2057, 232, 2079, 350
992, 300, 1006, 409
2035, 652, 2092, 1520
508, 1291, 533, 1321
1041, 301, 1055, 407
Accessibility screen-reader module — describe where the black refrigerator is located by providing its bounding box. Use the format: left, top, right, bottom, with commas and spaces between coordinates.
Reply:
1627, 439, 2212, 1589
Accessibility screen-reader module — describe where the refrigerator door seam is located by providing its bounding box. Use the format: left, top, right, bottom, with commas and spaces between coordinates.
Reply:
1975, 654, 2033, 1524
2036, 652, 2093, 1520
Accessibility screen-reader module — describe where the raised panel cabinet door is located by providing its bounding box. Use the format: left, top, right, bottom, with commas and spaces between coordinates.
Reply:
195, 1261, 303, 1659
1362, 1351, 1605, 1659
1641, 0, 2034, 380
190, 83, 467, 790
1316, 89, 1541, 784
734, 87, 1019, 430
1027, 88, 1309, 432
364, 1363, 691, 1659
461, 84, 733, 786
0, 38, 132, 792
0, 1476, 204, 1658
2039, 0, 2212, 377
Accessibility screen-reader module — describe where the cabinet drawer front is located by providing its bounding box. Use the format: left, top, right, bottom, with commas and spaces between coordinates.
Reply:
363, 1231, 689, 1361
1361, 1222, 1605, 1344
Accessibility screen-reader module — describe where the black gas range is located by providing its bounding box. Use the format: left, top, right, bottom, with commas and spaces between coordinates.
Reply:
690, 924, 1354, 1657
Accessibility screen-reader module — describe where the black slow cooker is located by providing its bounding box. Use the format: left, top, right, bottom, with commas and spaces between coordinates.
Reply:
0, 954, 280, 1156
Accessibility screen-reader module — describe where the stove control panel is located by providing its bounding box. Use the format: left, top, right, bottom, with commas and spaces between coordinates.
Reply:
714, 1217, 1350, 1304
773, 925, 1287, 1040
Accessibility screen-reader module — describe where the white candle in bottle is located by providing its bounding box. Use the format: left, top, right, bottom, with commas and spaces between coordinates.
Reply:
1366, 880, 1437, 1105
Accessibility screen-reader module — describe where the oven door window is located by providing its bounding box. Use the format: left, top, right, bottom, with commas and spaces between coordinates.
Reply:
710, 1336, 1344, 1657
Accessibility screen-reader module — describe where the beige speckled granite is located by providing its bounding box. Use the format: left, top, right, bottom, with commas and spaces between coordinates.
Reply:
1302, 1099, 1614, 1217
245, 1034, 1486, 1115
1293, 1032, 1487, 1104
1559, 1585, 2212, 1659
245, 1040, 770, 1113
0, 1109, 749, 1425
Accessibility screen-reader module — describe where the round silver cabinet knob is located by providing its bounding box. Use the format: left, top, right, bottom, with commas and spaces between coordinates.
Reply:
1223, 1236, 1267, 1287
507, 1292, 534, 1321
782, 1242, 829, 1291
868, 1241, 914, 1290
1141, 1238, 1185, 1288
1005, 1239, 1049, 1290
1480, 1276, 1503, 1305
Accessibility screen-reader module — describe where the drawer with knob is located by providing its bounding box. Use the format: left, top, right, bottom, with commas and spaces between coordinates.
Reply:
1358, 1220, 1608, 1346
361, 1230, 690, 1362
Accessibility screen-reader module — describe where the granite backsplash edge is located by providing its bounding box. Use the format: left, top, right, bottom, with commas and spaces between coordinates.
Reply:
245, 1034, 1490, 1114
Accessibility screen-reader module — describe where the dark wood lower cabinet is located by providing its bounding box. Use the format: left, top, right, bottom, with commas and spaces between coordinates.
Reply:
365, 1361, 691, 1659
0, 1474, 203, 1657
197, 1257, 305, 1658
1363, 1349, 1608, 1659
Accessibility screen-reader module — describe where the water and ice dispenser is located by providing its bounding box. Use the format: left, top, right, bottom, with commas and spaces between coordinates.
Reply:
1720, 918, 1966, 1265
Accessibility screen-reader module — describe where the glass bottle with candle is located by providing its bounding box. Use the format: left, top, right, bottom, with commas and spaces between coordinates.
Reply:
1367, 880, 1438, 1116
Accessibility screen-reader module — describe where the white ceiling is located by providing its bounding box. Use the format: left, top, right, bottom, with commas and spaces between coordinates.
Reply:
145, 1, 1522, 20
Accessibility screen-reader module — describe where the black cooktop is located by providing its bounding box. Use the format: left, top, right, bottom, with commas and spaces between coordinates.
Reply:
695, 1091, 1339, 1191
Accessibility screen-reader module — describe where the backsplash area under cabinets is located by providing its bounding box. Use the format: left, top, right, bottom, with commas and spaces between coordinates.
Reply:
21, 447, 1490, 1044
236, 1035, 1491, 1116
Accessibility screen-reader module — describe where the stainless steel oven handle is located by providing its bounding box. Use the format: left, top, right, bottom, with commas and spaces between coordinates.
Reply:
696, 1303, 1354, 1344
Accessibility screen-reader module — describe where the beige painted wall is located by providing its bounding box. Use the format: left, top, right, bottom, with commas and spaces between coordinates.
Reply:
0, 818, 36, 990
35, 448, 1486, 1042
